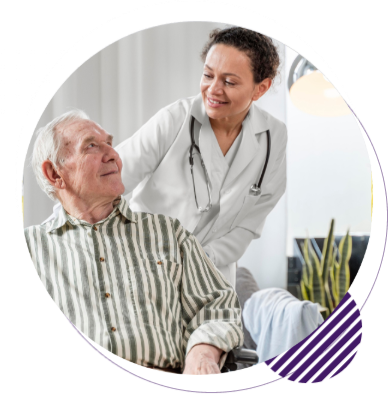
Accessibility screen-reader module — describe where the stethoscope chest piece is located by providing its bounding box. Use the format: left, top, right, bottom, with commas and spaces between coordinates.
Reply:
249, 185, 262, 196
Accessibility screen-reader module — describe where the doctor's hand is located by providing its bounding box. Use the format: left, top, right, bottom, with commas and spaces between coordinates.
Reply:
183, 344, 223, 375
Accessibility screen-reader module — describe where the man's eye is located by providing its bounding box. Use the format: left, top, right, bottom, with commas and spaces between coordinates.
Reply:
88, 143, 96, 148
203, 74, 212, 79
225, 81, 235, 86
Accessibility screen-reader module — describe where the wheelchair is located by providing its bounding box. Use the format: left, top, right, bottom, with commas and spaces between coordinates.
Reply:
221, 347, 259, 372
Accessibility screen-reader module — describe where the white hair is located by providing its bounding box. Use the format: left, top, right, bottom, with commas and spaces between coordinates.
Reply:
32, 109, 90, 201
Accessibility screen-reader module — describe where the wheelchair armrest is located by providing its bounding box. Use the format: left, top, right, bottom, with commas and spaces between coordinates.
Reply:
221, 347, 259, 372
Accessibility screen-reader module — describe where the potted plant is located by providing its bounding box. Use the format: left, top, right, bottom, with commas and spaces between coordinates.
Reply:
299, 219, 352, 319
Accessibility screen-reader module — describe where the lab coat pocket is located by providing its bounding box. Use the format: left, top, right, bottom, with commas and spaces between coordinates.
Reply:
230, 195, 261, 230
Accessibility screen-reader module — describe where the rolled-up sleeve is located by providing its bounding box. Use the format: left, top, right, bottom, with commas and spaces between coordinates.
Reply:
177, 228, 244, 357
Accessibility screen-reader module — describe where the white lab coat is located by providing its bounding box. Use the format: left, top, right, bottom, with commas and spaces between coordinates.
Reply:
115, 93, 287, 285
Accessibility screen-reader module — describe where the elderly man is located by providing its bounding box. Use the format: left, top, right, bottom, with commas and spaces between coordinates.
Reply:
24, 110, 243, 374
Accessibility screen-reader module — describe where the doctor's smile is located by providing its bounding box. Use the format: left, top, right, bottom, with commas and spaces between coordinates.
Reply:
207, 97, 228, 107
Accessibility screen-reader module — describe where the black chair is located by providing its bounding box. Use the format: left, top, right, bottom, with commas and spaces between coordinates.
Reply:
221, 347, 259, 372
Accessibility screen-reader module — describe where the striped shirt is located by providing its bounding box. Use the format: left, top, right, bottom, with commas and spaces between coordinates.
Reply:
24, 197, 243, 370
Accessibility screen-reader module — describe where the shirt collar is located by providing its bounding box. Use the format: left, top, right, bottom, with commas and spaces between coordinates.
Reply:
190, 93, 269, 135
46, 205, 69, 233
116, 197, 137, 223
46, 196, 137, 233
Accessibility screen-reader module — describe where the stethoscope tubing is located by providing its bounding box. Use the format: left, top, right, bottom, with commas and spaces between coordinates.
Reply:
189, 115, 271, 210
252, 127, 271, 193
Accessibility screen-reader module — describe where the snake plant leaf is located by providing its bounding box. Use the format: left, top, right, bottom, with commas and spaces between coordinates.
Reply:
303, 239, 314, 298
303, 239, 313, 278
300, 279, 309, 301
312, 248, 325, 307
333, 242, 339, 264
337, 231, 352, 300
304, 238, 326, 307
321, 219, 335, 284
302, 263, 309, 290
301, 263, 311, 301
331, 247, 339, 305
324, 282, 334, 314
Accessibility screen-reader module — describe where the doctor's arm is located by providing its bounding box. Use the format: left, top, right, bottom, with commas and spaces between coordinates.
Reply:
115, 108, 181, 194
203, 131, 287, 268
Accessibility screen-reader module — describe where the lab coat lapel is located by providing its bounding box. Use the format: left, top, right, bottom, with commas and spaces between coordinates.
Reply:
191, 94, 213, 177
198, 116, 213, 176
224, 105, 268, 187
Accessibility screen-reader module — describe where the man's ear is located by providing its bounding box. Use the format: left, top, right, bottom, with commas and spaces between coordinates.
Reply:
252, 78, 272, 101
42, 160, 66, 190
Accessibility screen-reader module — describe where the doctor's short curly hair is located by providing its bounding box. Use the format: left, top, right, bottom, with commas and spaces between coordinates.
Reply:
201, 27, 280, 84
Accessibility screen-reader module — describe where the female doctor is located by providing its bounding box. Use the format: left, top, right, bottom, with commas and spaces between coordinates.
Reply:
116, 27, 287, 287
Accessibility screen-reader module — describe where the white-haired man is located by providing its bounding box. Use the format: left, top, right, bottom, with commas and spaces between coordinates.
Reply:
24, 110, 243, 375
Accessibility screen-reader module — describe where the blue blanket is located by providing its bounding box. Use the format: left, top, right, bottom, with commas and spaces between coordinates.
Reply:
243, 288, 324, 363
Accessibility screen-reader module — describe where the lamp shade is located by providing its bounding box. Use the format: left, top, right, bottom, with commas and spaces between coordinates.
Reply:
288, 55, 350, 117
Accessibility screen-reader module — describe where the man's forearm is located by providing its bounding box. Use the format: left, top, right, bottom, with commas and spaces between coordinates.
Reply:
183, 344, 223, 375
187, 343, 223, 362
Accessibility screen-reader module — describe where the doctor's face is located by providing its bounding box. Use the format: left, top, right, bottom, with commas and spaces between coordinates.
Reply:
200, 44, 262, 122
55, 120, 124, 204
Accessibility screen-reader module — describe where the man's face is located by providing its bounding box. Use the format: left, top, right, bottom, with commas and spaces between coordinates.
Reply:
56, 119, 124, 204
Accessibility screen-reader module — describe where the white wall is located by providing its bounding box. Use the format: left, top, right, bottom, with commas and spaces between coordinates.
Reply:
285, 46, 371, 255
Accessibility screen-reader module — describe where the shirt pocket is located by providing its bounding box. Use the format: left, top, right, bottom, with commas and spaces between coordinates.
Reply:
230, 194, 262, 230
132, 258, 183, 301
134, 259, 182, 332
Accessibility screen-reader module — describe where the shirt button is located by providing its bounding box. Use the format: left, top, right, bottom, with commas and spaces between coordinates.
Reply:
105, 293, 111, 298
93, 226, 98, 231
157, 261, 162, 265
100, 257, 105, 262
212, 229, 217, 233
111, 327, 116, 332
224, 189, 231, 194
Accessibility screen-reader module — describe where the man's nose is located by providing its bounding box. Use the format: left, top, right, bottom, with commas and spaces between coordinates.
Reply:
102, 144, 120, 162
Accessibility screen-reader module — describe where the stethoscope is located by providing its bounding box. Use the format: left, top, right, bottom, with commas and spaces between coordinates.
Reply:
189, 115, 271, 213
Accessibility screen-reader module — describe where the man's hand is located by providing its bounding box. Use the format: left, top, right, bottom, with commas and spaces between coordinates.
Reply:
183, 344, 223, 375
